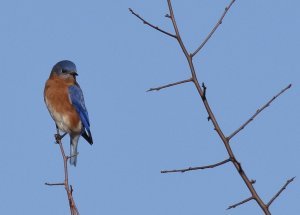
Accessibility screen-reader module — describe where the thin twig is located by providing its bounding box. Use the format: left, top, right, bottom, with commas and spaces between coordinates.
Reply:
161, 158, 230, 173
147, 78, 193, 92
46, 132, 80, 215
45, 182, 65, 186
227, 197, 254, 210
191, 0, 236, 57
129, 8, 177, 39
267, 177, 295, 207
58, 135, 80, 215
227, 84, 292, 140
167, 0, 189, 58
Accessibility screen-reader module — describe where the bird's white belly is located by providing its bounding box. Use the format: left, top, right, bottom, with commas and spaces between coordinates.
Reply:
45, 98, 81, 133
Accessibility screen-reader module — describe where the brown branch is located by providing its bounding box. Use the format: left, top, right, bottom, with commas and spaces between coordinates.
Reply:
191, 0, 236, 57
167, 0, 190, 58
132, 1, 293, 214
227, 197, 254, 210
227, 84, 292, 140
165, 1, 272, 214
161, 158, 230, 173
129, 8, 177, 39
267, 177, 295, 208
147, 78, 192, 92
46, 132, 80, 215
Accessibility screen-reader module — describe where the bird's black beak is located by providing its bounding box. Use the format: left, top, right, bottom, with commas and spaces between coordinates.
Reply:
71, 71, 78, 76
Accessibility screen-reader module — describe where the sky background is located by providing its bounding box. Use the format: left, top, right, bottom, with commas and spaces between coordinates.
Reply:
0, 0, 299, 214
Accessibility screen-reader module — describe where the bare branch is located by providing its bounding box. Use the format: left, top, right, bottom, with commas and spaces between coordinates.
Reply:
167, 0, 190, 58
227, 197, 254, 210
161, 158, 230, 173
191, 0, 236, 57
45, 182, 64, 186
227, 84, 292, 140
129, 8, 177, 39
147, 78, 192, 92
46, 132, 80, 215
267, 177, 295, 207
164, 1, 271, 214
132, 1, 293, 214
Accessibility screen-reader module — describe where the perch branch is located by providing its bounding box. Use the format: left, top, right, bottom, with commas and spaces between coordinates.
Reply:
191, 0, 236, 57
147, 78, 193, 92
45, 132, 80, 215
227, 84, 292, 140
161, 158, 230, 173
129, 8, 177, 39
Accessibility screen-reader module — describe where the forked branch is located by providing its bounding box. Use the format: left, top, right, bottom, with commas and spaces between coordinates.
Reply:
130, 1, 294, 214
191, 0, 236, 57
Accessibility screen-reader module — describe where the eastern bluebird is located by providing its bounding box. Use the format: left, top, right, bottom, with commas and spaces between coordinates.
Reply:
44, 60, 93, 166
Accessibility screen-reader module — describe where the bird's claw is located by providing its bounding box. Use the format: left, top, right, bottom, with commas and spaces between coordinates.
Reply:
54, 134, 62, 143
54, 132, 67, 143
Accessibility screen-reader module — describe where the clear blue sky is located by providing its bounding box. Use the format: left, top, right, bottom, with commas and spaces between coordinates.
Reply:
0, 0, 299, 214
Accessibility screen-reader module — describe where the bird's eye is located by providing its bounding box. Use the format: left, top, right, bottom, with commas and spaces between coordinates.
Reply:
62, 69, 68, 73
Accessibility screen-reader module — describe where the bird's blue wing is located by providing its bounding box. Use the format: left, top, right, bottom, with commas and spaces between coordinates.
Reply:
68, 85, 90, 130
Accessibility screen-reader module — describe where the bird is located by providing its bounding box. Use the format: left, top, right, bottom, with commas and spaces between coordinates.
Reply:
44, 60, 93, 166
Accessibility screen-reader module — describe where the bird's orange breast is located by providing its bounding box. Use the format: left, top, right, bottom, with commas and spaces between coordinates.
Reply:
44, 75, 82, 134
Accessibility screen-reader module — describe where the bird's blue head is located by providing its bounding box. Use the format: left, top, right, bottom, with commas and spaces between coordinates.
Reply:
50, 60, 78, 78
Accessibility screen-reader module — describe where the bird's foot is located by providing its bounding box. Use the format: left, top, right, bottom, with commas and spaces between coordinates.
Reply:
54, 132, 67, 144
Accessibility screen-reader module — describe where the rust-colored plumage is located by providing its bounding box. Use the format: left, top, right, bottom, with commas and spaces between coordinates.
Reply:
44, 74, 82, 134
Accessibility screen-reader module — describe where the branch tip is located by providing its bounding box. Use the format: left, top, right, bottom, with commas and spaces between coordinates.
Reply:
161, 158, 230, 174
192, 0, 236, 57
45, 182, 64, 186
228, 84, 292, 140
147, 78, 192, 92
227, 197, 254, 210
267, 177, 295, 207
129, 7, 176, 38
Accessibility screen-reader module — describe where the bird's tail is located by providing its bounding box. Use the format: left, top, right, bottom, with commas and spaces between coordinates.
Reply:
70, 135, 80, 166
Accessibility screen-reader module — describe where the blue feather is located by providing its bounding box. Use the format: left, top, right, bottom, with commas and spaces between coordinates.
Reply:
68, 85, 90, 132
